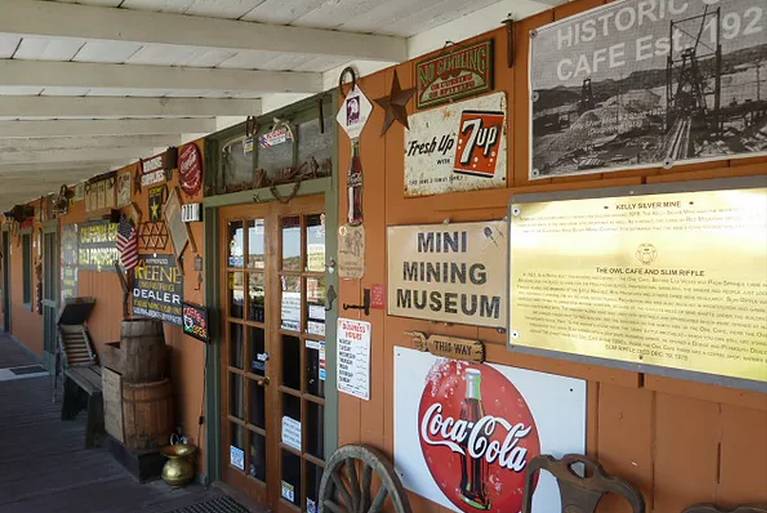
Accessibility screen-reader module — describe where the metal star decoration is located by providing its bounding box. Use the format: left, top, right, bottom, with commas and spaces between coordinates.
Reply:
374, 70, 416, 135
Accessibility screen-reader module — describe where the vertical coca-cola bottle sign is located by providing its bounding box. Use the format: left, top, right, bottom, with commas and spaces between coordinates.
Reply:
418, 361, 541, 513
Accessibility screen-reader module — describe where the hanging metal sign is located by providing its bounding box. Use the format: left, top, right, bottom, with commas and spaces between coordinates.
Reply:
178, 143, 203, 197
529, 0, 767, 180
337, 69, 372, 225
337, 223, 365, 279
259, 123, 294, 148
132, 254, 184, 326
405, 92, 507, 197
181, 203, 202, 223
415, 40, 494, 110
116, 171, 133, 208
336, 84, 373, 141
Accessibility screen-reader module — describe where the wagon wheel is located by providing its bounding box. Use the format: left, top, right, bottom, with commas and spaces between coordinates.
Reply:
319, 445, 412, 513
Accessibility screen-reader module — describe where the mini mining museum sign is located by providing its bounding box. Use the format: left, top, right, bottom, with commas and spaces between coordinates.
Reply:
387, 220, 507, 328
529, 0, 767, 179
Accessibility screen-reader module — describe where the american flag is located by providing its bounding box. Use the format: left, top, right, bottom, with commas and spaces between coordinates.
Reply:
117, 214, 138, 270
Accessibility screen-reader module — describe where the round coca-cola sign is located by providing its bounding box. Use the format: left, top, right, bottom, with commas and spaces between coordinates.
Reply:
418, 360, 540, 513
178, 143, 202, 196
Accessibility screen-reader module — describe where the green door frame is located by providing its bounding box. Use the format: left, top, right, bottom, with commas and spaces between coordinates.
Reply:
202, 93, 340, 485
41, 220, 59, 371
1, 228, 11, 333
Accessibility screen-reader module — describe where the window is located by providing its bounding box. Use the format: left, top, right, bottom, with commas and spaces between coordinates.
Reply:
22, 233, 32, 306
214, 93, 334, 195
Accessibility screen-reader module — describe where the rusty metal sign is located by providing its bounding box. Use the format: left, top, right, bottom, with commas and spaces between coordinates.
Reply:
415, 40, 494, 110
404, 92, 507, 197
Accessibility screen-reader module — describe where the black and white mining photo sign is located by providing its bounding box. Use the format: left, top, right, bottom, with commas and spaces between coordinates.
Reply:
530, 0, 767, 179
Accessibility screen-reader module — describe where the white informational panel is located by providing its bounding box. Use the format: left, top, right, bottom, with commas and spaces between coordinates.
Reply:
394, 347, 586, 513
336, 318, 371, 400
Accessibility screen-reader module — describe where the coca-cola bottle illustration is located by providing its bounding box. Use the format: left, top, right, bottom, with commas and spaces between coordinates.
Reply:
347, 139, 363, 226
459, 368, 490, 510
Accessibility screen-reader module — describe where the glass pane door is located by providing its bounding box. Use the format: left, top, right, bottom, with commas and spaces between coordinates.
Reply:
221, 209, 271, 505
220, 195, 326, 512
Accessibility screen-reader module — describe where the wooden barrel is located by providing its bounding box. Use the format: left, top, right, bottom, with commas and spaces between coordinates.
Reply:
122, 379, 174, 451
120, 318, 167, 383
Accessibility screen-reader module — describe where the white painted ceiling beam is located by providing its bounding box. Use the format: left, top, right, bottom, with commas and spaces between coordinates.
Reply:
0, 118, 217, 138
0, 0, 407, 62
0, 135, 181, 152
0, 146, 158, 165
0, 60, 321, 94
0, 96, 262, 118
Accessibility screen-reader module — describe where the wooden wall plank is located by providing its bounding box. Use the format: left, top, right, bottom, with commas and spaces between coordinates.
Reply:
653, 393, 721, 512
595, 383, 654, 512
717, 404, 767, 505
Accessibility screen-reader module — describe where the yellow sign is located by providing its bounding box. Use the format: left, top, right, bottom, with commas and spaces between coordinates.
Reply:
388, 221, 507, 328
509, 187, 767, 383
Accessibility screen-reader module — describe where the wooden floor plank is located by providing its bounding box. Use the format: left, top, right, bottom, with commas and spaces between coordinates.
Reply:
0, 335, 224, 513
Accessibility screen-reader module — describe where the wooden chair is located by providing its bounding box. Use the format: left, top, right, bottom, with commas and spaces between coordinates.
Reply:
55, 298, 104, 448
522, 454, 645, 513
683, 506, 767, 513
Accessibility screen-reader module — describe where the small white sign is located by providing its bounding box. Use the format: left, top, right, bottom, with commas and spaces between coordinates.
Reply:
281, 481, 295, 502
181, 203, 202, 222
307, 498, 317, 513
336, 85, 373, 140
337, 318, 371, 400
281, 291, 301, 331
281, 416, 302, 451
229, 445, 245, 470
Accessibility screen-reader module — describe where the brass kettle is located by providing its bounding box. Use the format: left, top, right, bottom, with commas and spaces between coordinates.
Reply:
161, 443, 196, 487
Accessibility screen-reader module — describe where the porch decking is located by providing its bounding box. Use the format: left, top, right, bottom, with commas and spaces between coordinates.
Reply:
0, 333, 228, 513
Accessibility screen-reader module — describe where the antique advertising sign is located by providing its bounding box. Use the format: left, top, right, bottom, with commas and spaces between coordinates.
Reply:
178, 143, 203, 197
336, 85, 373, 140
394, 347, 586, 513
78, 220, 118, 271
132, 254, 184, 326
337, 318, 371, 400
338, 224, 365, 279
405, 92, 507, 197
388, 221, 507, 328
182, 302, 209, 343
530, 0, 767, 179
416, 40, 494, 109
116, 171, 132, 208
148, 186, 165, 223
509, 185, 767, 384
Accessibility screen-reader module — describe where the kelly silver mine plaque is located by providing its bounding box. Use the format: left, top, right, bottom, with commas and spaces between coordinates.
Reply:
508, 186, 767, 383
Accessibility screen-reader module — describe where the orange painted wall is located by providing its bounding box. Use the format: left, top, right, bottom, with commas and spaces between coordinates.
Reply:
337, 2, 767, 512
5, 140, 209, 471
6, 199, 45, 356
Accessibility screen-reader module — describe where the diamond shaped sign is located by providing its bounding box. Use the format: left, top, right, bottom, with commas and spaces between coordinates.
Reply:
336, 85, 373, 140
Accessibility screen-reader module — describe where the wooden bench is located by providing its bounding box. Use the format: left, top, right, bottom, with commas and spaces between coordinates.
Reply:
54, 298, 105, 448
61, 365, 104, 448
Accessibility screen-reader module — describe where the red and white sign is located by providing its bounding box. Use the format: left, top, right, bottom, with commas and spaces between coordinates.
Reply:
394, 347, 585, 513
453, 111, 504, 178
404, 92, 507, 197
178, 143, 203, 196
